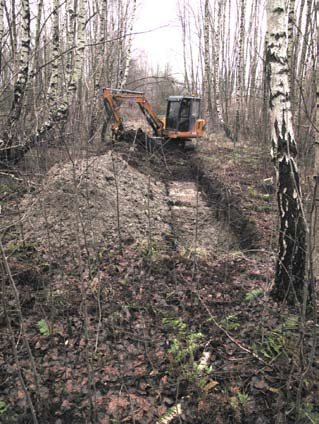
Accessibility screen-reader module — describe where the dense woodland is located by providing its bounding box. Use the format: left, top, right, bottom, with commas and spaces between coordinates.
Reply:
0, 0, 318, 423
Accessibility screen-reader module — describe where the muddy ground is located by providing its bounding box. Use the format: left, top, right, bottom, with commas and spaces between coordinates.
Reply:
0, 131, 318, 423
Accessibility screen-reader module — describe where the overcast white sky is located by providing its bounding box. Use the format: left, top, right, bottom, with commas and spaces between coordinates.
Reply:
132, 0, 185, 77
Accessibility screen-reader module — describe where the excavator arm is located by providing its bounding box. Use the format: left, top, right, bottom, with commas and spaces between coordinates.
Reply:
102, 88, 164, 138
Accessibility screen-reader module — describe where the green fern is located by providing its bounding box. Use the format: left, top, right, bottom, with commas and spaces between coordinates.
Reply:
0, 401, 8, 414
252, 315, 299, 359
221, 314, 240, 331
36, 319, 50, 336
163, 317, 205, 388
237, 392, 250, 406
156, 403, 182, 424
282, 315, 299, 332
162, 317, 187, 331
245, 288, 263, 302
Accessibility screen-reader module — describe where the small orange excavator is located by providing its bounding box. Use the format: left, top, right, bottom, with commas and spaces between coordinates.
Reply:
102, 88, 205, 144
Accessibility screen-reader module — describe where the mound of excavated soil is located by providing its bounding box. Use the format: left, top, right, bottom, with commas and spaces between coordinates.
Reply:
20, 151, 170, 262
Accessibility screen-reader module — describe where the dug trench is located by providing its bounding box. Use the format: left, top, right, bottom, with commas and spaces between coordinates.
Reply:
1, 132, 297, 423
116, 130, 258, 253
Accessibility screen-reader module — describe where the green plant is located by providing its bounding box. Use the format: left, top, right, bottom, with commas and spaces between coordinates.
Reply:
230, 391, 250, 409
7, 241, 37, 254
220, 314, 241, 331
237, 392, 250, 406
299, 403, 319, 423
133, 238, 165, 261
36, 319, 50, 336
156, 403, 182, 424
0, 401, 8, 414
120, 273, 129, 286
163, 318, 203, 363
162, 317, 208, 387
252, 315, 299, 359
245, 288, 263, 302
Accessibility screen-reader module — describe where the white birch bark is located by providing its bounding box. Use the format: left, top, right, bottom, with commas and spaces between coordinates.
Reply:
47, 0, 60, 105
297, 0, 312, 83
89, 0, 108, 141
0, 0, 30, 161
214, 0, 224, 126
0, 0, 4, 73
69, 0, 86, 93
247, 0, 259, 125
287, 0, 295, 69
315, 1, 319, 177
292, 0, 305, 84
234, 0, 245, 143
266, 0, 306, 303
34, 0, 43, 62
203, 0, 213, 128
120, 0, 136, 89
11, 0, 17, 72
32, 0, 86, 148
65, 0, 76, 91
7, 0, 30, 125
312, 0, 319, 279
117, 0, 125, 86
179, 1, 190, 92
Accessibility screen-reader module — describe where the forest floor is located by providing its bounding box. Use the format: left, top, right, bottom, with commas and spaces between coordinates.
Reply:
0, 131, 318, 423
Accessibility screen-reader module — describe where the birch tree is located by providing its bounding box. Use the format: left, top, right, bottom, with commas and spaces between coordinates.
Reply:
213, 0, 225, 129
120, 0, 136, 88
35, 0, 87, 141
266, 0, 307, 304
0, 0, 4, 73
203, 0, 213, 128
312, 0, 319, 276
234, 0, 245, 143
1, 0, 30, 162
178, 0, 200, 93
315, 2, 319, 174
47, 0, 60, 106
178, 1, 190, 92
287, 0, 295, 104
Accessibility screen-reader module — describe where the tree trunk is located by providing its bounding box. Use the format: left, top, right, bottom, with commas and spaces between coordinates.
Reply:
0, 0, 4, 73
213, 0, 224, 127
234, 0, 245, 143
34, 0, 87, 144
1, 0, 30, 163
312, 0, 319, 280
203, 0, 213, 129
266, 0, 307, 304
120, 0, 136, 89
287, 0, 295, 109
47, 0, 60, 106
179, 2, 190, 92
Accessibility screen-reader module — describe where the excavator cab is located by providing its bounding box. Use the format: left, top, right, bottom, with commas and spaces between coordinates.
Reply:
164, 96, 204, 138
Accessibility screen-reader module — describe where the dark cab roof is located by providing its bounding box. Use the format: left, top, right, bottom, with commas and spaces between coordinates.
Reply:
167, 96, 201, 101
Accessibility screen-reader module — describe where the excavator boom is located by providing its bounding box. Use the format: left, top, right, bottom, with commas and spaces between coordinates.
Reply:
102, 88, 164, 137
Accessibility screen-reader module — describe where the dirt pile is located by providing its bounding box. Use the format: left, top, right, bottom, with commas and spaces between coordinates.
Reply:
20, 151, 170, 262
